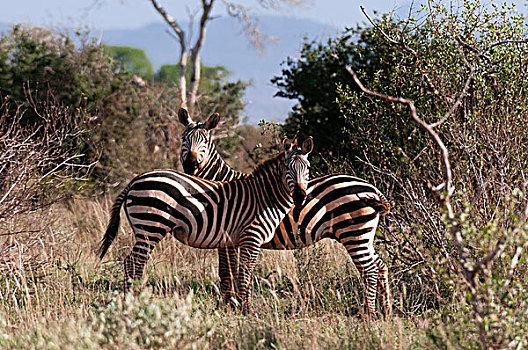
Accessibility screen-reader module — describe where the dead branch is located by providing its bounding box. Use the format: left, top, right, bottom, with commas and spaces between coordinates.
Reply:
188, 0, 215, 112
150, 0, 189, 107
0, 94, 95, 224
223, 1, 265, 52
345, 64, 490, 347
503, 246, 522, 289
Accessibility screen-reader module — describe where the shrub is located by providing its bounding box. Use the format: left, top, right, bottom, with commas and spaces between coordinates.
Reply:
274, 0, 528, 346
105, 45, 155, 81
0, 290, 211, 349
0, 25, 249, 189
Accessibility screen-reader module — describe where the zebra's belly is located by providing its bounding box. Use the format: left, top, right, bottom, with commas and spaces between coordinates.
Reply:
261, 233, 330, 250
261, 217, 330, 250
125, 200, 241, 249
170, 227, 241, 249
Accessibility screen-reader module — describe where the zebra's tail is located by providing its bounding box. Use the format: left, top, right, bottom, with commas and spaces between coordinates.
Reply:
98, 185, 129, 260
375, 191, 391, 216
360, 191, 391, 216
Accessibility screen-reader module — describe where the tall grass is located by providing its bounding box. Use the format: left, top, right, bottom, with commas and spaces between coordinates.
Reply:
0, 197, 489, 349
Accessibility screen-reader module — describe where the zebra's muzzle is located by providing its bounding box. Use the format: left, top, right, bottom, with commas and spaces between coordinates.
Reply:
182, 153, 199, 175
292, 184, 307, 207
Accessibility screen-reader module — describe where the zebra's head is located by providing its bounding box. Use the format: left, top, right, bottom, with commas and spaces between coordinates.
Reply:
283, 136, 313, 207
178, 108, 220, 175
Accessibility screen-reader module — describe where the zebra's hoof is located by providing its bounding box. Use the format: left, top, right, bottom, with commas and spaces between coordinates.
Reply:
241, 303, 253, 316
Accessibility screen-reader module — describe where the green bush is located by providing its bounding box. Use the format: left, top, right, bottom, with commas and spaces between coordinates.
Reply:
105, 45, 155, 81
0, 25, 248, 190
0, 290, 211, 349
274, 0, 528, 346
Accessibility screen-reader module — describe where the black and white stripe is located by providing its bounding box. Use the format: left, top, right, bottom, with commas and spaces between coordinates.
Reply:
99, 136, 312, 312
178, 108, 391, 317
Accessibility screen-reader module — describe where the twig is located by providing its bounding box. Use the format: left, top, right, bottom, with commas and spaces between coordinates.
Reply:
345, 64, 488, 347
360, 6, 399, 45
487, 39, 528, 51
471, 237, 507, 277
429, 64, 475, 127
503, 246, 522, 289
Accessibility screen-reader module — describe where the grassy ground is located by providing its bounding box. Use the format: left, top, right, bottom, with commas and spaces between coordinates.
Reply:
0, 197, 481, 349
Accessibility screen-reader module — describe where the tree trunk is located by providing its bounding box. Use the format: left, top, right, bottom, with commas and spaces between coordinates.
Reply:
187, 0, 214, 116
178, 52, 188, 108
150, 0, 189, 107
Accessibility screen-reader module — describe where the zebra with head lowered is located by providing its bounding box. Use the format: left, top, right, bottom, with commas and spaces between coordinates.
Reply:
99, 134, 313, 313
179, 108, 392, 317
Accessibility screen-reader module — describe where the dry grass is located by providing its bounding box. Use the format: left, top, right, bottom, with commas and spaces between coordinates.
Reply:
0, 197, 486, 349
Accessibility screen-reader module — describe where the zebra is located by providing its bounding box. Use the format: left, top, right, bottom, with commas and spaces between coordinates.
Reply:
98, 135, 313, 313
178, 108, 392, 317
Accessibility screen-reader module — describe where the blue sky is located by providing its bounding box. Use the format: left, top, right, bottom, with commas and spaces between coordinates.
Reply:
2, 0, 527, 123
3, 1, 526, 40
0, 0, 435, 30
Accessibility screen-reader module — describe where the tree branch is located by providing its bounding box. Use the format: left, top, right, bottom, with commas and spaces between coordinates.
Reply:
345, 64, 487, 345
150, 0, 188, 107
503, 246, 522, 289
150, 0, 185, 44
346, 65, 455, 200
188, 0, 215, 115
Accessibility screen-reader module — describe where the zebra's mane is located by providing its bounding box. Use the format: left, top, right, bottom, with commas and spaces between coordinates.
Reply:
247, 151, 286, 177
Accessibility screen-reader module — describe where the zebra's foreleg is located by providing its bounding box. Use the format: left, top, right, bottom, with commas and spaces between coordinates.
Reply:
218, 246, 239, 306
236, 241, 261, 314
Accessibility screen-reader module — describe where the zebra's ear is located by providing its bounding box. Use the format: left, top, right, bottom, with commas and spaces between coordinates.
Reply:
206, 113, 220, 130
283, 137, 292, 152
178, 108, 193, 126
301, 136, 313, 155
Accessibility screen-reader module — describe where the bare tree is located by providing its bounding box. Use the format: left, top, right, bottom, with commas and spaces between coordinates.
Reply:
149, 0, 305, 116
0, 94, 96, 223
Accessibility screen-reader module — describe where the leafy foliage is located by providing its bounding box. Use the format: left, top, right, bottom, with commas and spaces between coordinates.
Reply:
275, 0, 528, 347
0, 25, 248, 189
104, 45, 155, 81
0, 25, 121, 127
271, 25, 396, 165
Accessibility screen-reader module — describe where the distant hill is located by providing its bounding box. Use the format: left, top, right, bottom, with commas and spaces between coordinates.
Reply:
0, 17, 339, 124
101, 16, 339, 124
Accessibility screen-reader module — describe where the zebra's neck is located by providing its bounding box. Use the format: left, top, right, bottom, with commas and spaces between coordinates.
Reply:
245, 151, 292, 205
196, 144, 249, 182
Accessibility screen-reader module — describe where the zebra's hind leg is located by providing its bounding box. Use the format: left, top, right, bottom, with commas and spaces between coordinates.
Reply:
218, 246, 239, 307
357, 260, 379, 318
375, 256, 392, 317
341, 238, 380, 318
123, 231, 163, 293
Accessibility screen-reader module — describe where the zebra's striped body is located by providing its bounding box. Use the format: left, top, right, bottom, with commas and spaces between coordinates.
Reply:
264, 174, 385, 250
99, 139, 313, 312
178, 108, 391, 317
